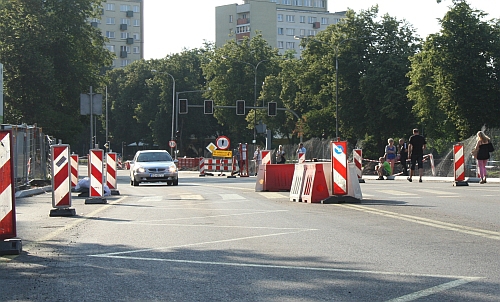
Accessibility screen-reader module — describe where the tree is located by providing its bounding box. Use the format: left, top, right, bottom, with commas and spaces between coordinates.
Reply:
0, 0, 112, 144
407, 0, 500, 141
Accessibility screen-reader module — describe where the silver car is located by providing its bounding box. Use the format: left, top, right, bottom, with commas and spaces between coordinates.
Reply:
130, 150, 178, 186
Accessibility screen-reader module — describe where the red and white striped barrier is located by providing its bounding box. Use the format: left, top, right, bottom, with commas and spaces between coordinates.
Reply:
86, 149, 107, 203
298, 152, 305, 164
0, 130, 16, 241
106, 152, 118, 191
51, 145, 72, 208
199, 157, 205, 176
70, 154, 78, 188
453, 143, 468, 186
353, 149, 364, 182
261, 150, 271, 165
331, 140, 348, 196
202, 159, 233, 175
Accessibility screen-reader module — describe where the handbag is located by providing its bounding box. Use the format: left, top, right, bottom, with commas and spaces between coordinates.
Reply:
471, 149, 478, 159
487, 142, 495, 152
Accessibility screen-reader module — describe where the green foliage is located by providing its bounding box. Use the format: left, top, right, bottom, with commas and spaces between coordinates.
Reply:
0, 0, 112, 144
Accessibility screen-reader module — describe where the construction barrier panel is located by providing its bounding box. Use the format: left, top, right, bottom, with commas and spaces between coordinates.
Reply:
87, 149, 106, 203
0, 130, 16, 240
199, 157, 205, 176
200, 158, 234, 176
239, 143, 249, 177
289, 164, 307, 202
261, 150, 271, 165
332, 140, 348, 196
298, 152, 305, 164
106, 152, 118, 190
71, 154, 78, 188
51, 145, 72, 209
255, 163, 296, 192
301, 163, 331, 203
353, 149, 365, 183
453, 143, 468, 186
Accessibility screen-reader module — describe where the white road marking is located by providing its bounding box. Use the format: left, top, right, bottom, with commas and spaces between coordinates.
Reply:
180, 194, 204, 200
258, 192, 287, 199
138, 196, 163, 202
219, 194, 246, 200
377, 190, 418, 196
385, 278, 479, 302
416, 189, 458, 195
339, 204, 500, 240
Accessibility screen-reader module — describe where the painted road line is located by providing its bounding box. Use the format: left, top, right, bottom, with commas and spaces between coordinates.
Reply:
386, 277, 479, 302
377, 190, 418, 196
180, 194, 204, 200
338, 204, 500, 240
258, 192, 287, 199
138, 196, 163, 202
220, 194, 246, 200
90, 229, 315, 257
416, 189, 458, 195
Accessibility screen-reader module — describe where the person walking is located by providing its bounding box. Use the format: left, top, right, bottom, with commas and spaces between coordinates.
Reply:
472, 131, 494, 184
385, 138, 397, 175
276, 145, 286, 164
253, 146, 261, 176
407, 129, 426, 183
398, 138, 409, 176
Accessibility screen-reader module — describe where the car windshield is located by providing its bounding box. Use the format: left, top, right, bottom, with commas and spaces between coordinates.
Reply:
136, 152, 173, 162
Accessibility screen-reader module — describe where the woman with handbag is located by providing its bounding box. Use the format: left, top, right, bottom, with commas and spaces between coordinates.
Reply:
472, 131, 494, 184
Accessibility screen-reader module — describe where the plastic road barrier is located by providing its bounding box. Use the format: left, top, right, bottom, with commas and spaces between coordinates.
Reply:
301, 163, 331, 203
353, 149, 365, 183
261, 150, 271, 165
453, 143, 468, 186
331, 140, 348, 195
71, 154, 78, 188
106, 152, 118, 190
86, 149, 107, 204
289, 164, 307, 202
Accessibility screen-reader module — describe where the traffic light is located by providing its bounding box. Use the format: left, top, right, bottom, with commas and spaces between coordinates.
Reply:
268, 102, 277, 116
236, 100, 245, 115
179, 99, 188, 114
204, 100, 213, 114
175, 130, 180, 140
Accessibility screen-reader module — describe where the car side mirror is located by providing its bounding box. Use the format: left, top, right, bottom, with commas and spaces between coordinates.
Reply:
174, 159, 178, 164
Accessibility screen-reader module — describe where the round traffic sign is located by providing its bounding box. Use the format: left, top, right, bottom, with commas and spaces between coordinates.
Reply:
215, 136, 230, 150
168, 140, 177, 148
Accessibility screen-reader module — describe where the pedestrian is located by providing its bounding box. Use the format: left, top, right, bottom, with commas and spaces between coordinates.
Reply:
471, 131, 494, 184
253, 145, 261, 176
407, 128, 427, 183
276, 145, 286, 164
384, 138, 397, 175
375, 157, 391, 180
398, 138, 409, 176
296, 143, 306, 155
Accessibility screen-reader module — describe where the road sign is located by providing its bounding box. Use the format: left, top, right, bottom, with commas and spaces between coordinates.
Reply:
206, 142, 217, 153
216, 136, 230, 150
168, 140, 177, 148
213, 150, 232, 158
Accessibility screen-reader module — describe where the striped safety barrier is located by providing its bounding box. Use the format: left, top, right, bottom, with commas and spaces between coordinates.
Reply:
0, 130, 16, 241
298, 152, 305, 164
453, 143, 468, 186
106, 152, 118, 191
261, 150, 271, 165
70, 154, 78, 188
331, 140, 348, 196
202, 159, 234, 175
51, 145, 72, 209
88, 149, 105, 202
353, 149, 364, 182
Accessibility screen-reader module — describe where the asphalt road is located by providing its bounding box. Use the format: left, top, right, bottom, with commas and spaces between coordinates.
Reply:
1, 169, 499, 301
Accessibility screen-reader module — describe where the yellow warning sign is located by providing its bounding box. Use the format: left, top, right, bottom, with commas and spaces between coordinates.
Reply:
213, 150, 232, 158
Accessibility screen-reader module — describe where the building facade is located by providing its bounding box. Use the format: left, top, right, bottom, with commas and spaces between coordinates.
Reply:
216, 0, 345, 57
90, 0, 144, 68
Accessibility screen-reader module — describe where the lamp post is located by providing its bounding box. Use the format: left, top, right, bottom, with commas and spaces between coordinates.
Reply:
151, 70, 175, 155
295, 36, 366, 139
223, 57, 269, 144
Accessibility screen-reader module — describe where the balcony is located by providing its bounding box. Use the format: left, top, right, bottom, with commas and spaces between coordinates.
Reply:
120, 24, 127, 30
237, 18, 250, 25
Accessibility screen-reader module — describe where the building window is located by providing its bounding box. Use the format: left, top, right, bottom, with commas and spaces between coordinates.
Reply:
286, 15, 294, 22
286, 42, 295, 49
106, 45, 115, 52
133, 33, 140, 40
304, 0, 312, 7
121, 19, 130, 25
106, 31, 115, 39
121, 32, 129, 39
315, 0, 326, 8
277, 14, 283, 22
308, 16, 316, 24
300, 29, 305, 36
120, 45, 130, 53
278, 28, 284, 35
133, 47, 140, 54
308, 30, 317, 36
120, 5, 131, 12
133, 19, 140, 26
133, 5, 140, 13
282, 0, 291, 4
321, 17, 328, 25
121, 59, 131, 67
278, 41, 284, 49
286, 28, 295, 36
293, 0, 301, 6
105, 3, 114, 11
106, 17, 115, 25
300, 16, 305, 23
229, 15, 233, 23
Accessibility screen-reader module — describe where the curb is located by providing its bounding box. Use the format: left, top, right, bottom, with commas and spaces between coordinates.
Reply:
15, 186, 52, 198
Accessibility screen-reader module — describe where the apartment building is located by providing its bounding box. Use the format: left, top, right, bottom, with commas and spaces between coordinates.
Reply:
90, 0, 144, 68
216, 0, 345, 57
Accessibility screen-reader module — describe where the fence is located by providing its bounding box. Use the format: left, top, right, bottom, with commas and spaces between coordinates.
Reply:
1, 124, 52, 191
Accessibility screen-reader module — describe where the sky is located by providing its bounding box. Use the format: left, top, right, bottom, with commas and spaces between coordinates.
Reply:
143, 0, 500, 60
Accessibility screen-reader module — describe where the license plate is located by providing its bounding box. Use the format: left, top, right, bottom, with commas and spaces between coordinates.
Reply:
150, 174, 164, 177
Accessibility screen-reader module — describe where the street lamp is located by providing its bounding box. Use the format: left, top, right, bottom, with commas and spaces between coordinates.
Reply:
295, 36, 367, 139
151, 70, 175, 155
223, 57, 269, 144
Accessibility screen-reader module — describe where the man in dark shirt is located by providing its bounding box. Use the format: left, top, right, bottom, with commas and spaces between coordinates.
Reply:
407, 128, 426, 183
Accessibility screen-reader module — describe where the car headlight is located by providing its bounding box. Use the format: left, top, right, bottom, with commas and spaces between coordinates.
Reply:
137, 167, 146, 173
169, 166, 177, 173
